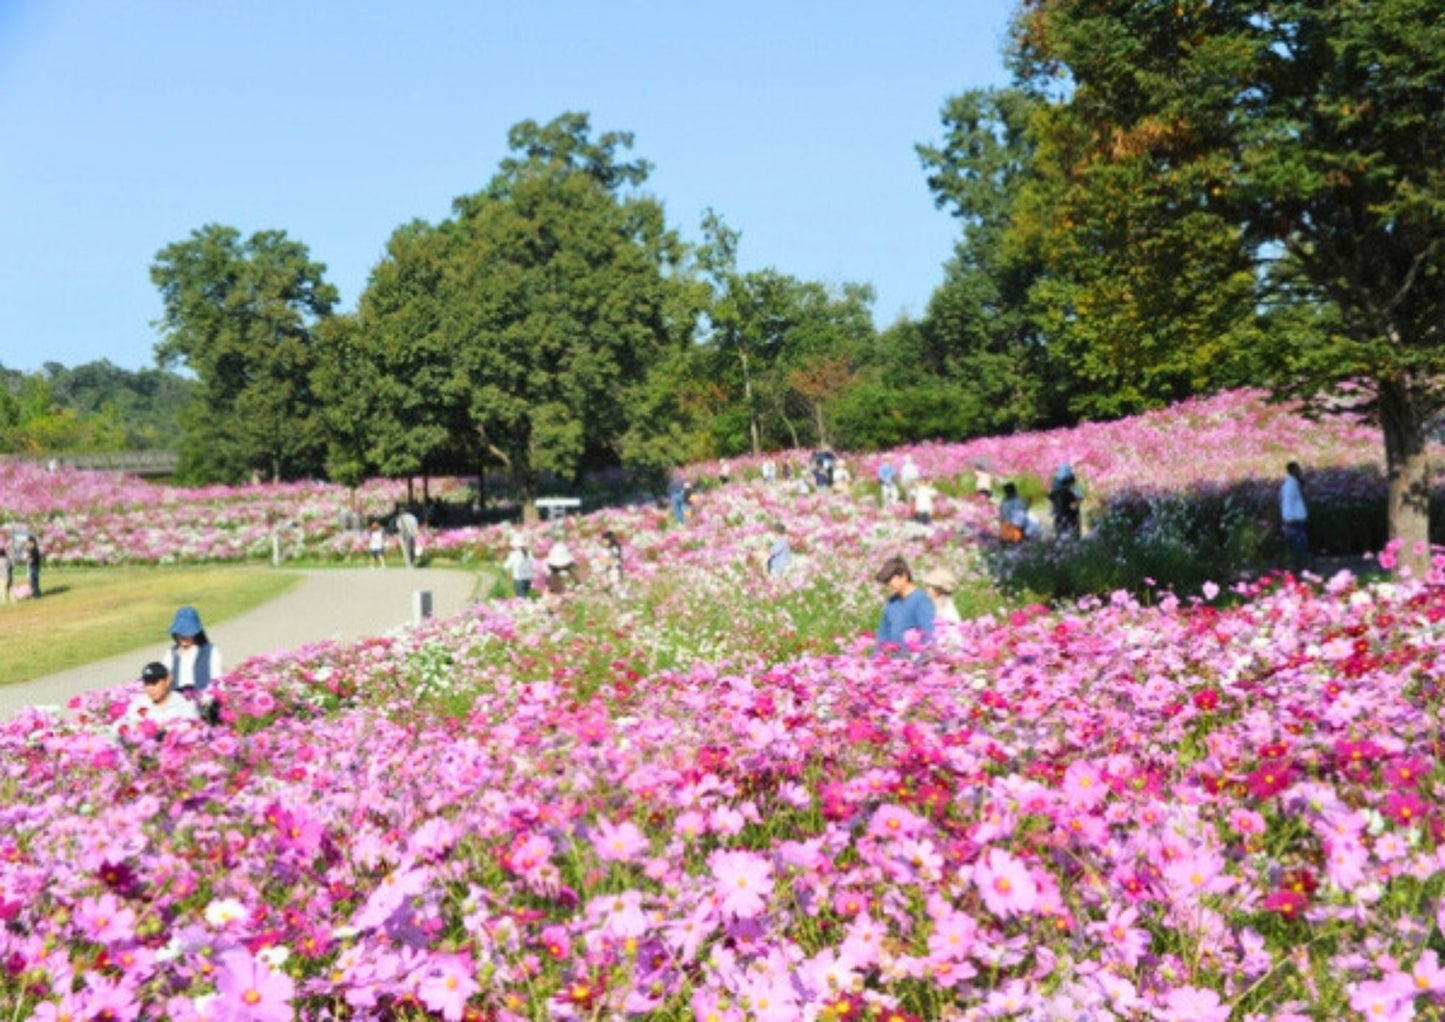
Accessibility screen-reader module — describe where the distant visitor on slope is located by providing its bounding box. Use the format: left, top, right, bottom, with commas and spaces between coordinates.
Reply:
1049, 464, 1083, 539
0, 545, 12, 604
1280, 461, 1311, 570
873, 555, 935, 655
765, 522, 792, 577
395, 506, 421, 568
877, 458, 899, 505
997, 483, 1029, 544
545, 538, 578, 594
368, 521, 387, 568
24, 536, 42, 598
599, 529, 625, 592
912, 477, 938, 526
668, 471, 689, 525
505, 534, 535, 597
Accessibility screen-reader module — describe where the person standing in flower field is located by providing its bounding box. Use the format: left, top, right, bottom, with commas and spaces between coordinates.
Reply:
877, 458, 899, 505
873, 555, 935, 655
396, 506, 420, 568
368, 521, 386, 568
765, 522, 792, 577
997, 483, 1029, 544
599, 529, 625, 592
1280, 461, 1311, 569
0, 545, 12, 604
504, 534, 535, 597
23, 535, 41, 598
912, 477, 938, 526
1049, 464, 1083, 539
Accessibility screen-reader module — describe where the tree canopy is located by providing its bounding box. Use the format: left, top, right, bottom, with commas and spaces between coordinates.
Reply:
1014, 0, 1445, 560
151, 225, 337, 483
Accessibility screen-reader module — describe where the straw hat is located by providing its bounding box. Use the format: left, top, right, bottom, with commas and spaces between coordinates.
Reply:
921, 567, 957, 593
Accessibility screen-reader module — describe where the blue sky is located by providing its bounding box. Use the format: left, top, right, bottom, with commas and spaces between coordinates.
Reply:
0, 1, 1018, 374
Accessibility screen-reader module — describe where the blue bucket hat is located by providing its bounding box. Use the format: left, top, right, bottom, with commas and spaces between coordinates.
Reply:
1055, 463, 1074, 482
169, 605, 204, 638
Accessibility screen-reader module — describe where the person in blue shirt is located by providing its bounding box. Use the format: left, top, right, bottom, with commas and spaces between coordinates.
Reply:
873, 555, 935, 655
766, 523, 792, 576
667, 472, 689, 524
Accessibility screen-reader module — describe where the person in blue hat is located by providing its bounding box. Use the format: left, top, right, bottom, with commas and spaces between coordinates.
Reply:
1049, 464, 1083, 539
166, 605, 223, 695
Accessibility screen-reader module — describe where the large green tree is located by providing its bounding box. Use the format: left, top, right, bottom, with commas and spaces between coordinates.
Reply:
357, 113, 693, 512
1016, 0, 1445, 561
696, 211, 876, 453
151, 225, 337, 483
917, 88, 1057, 426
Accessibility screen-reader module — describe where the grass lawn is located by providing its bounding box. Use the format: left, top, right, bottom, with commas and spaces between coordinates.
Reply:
0, 566, 300, 687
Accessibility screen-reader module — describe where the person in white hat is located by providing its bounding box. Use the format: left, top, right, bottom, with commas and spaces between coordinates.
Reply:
922, 567, 962, 624
504, 534, 535, 598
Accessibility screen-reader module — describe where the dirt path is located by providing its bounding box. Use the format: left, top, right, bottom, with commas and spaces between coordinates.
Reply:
1, 567, 482, 720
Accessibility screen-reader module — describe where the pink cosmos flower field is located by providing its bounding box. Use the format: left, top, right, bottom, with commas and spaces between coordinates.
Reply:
0, 389, 1421, 568
2, 390, 1444, 1020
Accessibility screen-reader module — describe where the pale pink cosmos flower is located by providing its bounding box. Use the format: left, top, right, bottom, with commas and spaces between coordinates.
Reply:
1348, 978, 1413, 1022
214, 948, 295, 1022
709, 848, 773, 919
1160, 985, 1231, 1022
592, 818, 647, 863
1409, 949, 1445, 995
974, 848, 1039, 918
74, 892, 137, 946
413, 951, 480, 1022
1062, 759, 1108, 809
1092, 904, 1151, 969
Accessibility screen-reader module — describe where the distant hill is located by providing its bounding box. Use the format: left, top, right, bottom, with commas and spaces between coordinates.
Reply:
0, 359, 196, 453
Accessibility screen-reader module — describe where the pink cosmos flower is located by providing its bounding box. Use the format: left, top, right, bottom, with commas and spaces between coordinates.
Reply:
1062, 759, 1107, 808
214, 949, 295, 1022
709, 849, 773, 919
1384, 756, 1432, 788
1348, 978, 1413, 1022
974, 848, 1039, 918
1093, 904, 1150, 969
1160, 985, 1231, 1021
592, 818, 648, 863
1409, 950, 1445, 995
1383, 791, 1429, 828
414, 952, 480, 1022
74, 892, 138, 946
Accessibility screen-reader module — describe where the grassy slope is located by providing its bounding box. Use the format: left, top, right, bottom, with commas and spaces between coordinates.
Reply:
0, 566, 299, 686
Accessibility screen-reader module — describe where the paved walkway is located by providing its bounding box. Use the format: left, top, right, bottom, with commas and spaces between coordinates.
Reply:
1, 567, 482, 720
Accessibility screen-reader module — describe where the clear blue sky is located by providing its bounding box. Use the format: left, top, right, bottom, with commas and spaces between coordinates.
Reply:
0, 0, 1018, 374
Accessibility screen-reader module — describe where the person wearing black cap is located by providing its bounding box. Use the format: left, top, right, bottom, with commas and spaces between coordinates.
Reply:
115, 661, 201, 732
873, 555, 935, 655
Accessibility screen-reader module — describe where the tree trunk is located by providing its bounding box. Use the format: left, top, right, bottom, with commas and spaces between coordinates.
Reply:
520, 474, 538, 523
1380, 379, 1431, 576
739, 348, 761, 456
812, 400, 831, 449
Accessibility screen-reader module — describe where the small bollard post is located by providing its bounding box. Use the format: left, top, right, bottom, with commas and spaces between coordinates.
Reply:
412, 589, 433, 625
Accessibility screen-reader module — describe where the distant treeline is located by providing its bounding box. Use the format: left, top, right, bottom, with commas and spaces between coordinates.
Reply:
0, 360, 194, 455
